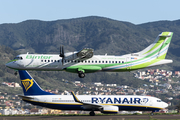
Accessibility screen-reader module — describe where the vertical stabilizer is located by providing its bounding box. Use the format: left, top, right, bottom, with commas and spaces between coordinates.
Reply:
18, 70, 54, 96
137, 32, 173, 59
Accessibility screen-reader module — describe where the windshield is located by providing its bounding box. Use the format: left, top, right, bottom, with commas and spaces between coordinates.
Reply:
157, 100, 162, 102
14, 56, 23, 60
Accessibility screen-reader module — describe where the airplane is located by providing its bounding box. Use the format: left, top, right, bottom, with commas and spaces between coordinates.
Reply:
6, 32, 173, 78
18, 70, 168, 116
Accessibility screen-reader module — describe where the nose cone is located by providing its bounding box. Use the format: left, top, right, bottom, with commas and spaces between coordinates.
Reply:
6, 61, 19, 69
163, 102, 168, 108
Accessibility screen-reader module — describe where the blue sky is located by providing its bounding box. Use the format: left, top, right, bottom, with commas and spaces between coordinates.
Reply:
0, 0, 179, 25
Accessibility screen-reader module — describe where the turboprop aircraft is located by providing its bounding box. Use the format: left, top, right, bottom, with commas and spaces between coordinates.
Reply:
18, 70, 168, 116
6, 32, 173, 78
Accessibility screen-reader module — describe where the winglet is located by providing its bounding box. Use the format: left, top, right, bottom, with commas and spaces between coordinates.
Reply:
71, 91, 81, 103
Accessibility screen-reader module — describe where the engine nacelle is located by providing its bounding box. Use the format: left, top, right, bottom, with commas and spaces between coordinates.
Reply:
64, 52, 78, 60
100, 106, 119, 114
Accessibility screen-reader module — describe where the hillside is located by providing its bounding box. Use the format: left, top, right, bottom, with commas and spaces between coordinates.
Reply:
0, 16, 180, 90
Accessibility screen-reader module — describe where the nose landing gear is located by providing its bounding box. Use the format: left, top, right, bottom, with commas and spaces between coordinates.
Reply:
78, 71, 85, 78
14, 71, 18, 76
150, 111, 154, 116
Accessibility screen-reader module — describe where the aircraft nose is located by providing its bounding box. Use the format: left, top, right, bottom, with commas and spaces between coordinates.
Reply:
6, 61, 18, 69
163, 102, 168, 108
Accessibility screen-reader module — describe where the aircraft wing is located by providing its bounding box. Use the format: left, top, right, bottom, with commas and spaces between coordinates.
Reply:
71, 91, 119, 113
71, 91, 102, 109
77, 48, 94, 59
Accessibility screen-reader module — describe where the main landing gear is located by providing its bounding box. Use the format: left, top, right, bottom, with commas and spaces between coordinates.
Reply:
78, 71, 85, 78
89, 111, 95, 116
14, 71, 18, 76
150, 111, 154, 116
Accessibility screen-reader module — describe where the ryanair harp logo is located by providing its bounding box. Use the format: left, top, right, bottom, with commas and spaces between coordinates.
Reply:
21, 79, 34, 91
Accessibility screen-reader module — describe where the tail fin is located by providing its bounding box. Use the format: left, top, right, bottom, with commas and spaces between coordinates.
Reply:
18, 70, 54, 96
137, 32, 173, 59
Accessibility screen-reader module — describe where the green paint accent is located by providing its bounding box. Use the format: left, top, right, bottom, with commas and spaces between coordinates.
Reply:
157, 53, 166, 59
26, 55, 53, 59
66, 65, 102, 73
161, 32, 170, 36
143, 32, 172, 55
124, 40, 170, 66
144, 36, 166, 55
6, 59, 18, 63
131, 53, 166, 70
77, 68, 85, 73
66, 50, 169, 73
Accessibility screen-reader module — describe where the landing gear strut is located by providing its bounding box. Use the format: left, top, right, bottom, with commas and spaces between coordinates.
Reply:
14, 71, 18, 76
89, 111, 95, 116
150, 111, 154, 116
78, 71, 85, 78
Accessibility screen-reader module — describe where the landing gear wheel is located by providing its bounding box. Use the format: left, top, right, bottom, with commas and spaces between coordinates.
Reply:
150, 112, 154, 116
78, 71, 85, 78
14, 71, 18, 76
89, 111, 95, 116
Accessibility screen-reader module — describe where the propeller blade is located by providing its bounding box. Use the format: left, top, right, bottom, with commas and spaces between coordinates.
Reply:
59, 45, 65, 65
62, 46, 64, 56
60, 46, 61, 57
60, 45, 64, 57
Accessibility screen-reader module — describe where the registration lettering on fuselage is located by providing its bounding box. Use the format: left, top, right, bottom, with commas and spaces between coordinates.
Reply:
92, 97, 148, 104
26, 55, 53, 59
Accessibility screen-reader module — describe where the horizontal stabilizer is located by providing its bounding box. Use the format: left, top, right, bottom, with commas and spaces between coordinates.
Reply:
18, 95, 34, 100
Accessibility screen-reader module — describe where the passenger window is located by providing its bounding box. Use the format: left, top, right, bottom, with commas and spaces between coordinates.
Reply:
45, 60, 46, 62
95, 61, 97, 63
122, 61, 124, 63
85, 61, 87, 63
55, 60, 56, 62
41, 60, 43, 62
58, 60, 60, 62
99, 61, 101, 63
112, 61, 114, 63
102, 61, 104, 63
48, 60, 50, 62
51, 60, 53, 62
74, 60, 76, 63
88, 61, 90, 63
109, 61, 111, 63
92, 61, 94, 63
106, 61, 108, 63
115, 61, 117, 63
78, 60, 80, 63
119, 61, 121, 63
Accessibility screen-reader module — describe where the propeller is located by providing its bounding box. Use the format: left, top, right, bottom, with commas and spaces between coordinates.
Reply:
60, 45, 64, 57
60, 45, 65, 64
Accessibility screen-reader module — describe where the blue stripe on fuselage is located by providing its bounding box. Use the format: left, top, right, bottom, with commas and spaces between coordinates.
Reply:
23, 99, 161, 111
104, 47, 168, 71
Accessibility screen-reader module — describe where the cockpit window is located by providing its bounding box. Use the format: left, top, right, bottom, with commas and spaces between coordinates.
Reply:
14, 57, 23, 60
157, 100, 162, 102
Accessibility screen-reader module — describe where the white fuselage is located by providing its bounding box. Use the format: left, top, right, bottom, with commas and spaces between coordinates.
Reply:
23, 94, 168, 111
6, 53, 172, 72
